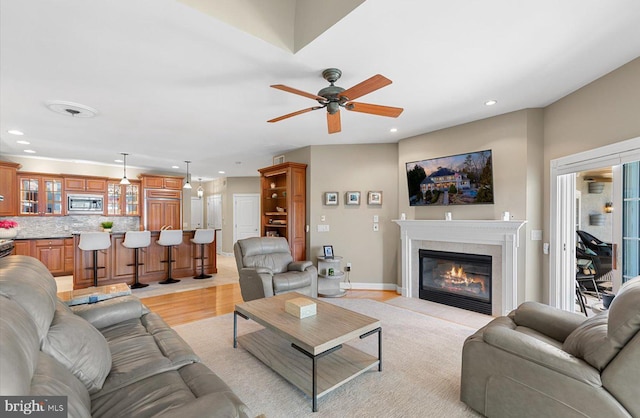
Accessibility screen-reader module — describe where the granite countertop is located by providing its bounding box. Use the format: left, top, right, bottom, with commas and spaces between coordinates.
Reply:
15, 235, 74, 240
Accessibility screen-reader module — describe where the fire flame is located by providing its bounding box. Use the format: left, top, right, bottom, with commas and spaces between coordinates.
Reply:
445, 265, 486, 293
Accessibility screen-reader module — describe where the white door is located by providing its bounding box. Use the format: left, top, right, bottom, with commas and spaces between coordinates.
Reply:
233, 194, 260, 244
190, 197, 203, 229
207, 194, 223, 253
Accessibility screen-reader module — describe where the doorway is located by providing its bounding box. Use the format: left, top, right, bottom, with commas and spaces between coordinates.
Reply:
190, 197, 203, 229
233, 194, 260, 244
207, 194, 222, 254
550, 136, 640, 311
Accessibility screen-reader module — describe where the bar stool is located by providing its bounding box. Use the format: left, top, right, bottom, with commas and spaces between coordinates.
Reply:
157, 229, 183, 285
78, 232, 111, 287
191, 229, 215, 279
122, 231, 151, 289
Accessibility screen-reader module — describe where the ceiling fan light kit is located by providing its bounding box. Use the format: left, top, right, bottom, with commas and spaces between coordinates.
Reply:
268, 68, 403, 134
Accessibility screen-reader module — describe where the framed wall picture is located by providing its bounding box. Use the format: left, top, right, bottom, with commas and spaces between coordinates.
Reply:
367, 191, 383, 205
323, 245, 334, 259
324, 192, 338, 206
346, 191, 360, 205
273, 155, 285, 165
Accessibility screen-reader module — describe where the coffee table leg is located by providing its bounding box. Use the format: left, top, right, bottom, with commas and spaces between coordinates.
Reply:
360, 327, 383, 371
292, 343, 343, 412
233, 310, 249, 348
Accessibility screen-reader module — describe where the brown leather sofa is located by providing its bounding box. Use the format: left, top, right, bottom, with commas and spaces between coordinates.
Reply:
234, 237, 317, 302
0, 255, 253, 418
461, 276, 640, 417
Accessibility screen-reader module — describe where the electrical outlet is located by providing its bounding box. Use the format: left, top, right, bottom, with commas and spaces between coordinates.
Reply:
345, 265, 351, 272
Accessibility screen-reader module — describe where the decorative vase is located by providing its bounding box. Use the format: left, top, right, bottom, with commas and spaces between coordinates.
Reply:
0, 228, 17, 239
102, 228, 112, 233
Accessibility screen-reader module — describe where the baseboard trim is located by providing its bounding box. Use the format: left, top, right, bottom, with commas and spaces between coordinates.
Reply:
340, 282, 399, 292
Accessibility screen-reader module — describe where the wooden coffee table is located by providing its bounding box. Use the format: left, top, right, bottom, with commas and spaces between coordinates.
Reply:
234, 292, 382, 412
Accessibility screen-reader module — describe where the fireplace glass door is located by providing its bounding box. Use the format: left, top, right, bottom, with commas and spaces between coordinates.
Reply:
419, 249, 492, 314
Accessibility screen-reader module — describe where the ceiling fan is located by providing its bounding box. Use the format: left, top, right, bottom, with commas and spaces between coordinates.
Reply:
267, 68, 403, 134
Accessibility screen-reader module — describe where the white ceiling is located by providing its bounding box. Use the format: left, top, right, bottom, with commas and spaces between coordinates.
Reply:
1, 0, 640, 179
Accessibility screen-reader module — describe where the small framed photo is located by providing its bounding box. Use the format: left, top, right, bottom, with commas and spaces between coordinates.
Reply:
368, 191, 383, 205
346, 191, 360, 205
324, 192, 338, 206
323, 245, 334, 259
273, 155, 285, 165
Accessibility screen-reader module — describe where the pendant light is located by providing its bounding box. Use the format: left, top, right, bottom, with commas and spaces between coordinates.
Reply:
197, 178, 204, 199
120, 153, 131, 185
183, 160, 192, 189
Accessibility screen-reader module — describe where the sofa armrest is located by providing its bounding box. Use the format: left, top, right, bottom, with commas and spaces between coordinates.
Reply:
483, 321, 601, 386
254, 267, 273, 275
239, 268, 274, 301
288, 261, 313, 272
513, 301, 586, 342
71, 295, 149, 329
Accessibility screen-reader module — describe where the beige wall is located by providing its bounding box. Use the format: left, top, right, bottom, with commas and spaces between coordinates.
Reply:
398, 109, 544, 302
541, 56, 640, 301
305, 144, 398, 288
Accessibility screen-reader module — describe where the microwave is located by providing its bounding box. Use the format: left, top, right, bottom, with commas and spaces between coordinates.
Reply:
67, 194, 104, 214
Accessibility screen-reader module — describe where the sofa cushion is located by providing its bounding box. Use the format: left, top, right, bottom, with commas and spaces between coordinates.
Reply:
0, 255, 58, 342
42, 301, 112, 394
42, 302, 111, 393
607, 276, 640, 346
30, 352, 92, 418
563, 313, 619, 370
238, 237, 293, 274
0, 296, 41, 395
272, 271, 312, 293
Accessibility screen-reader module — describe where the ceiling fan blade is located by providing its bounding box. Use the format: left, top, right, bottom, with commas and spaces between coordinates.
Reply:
267, 106, 322, 123
339, 74, 392, 101
345, 102, 404, 118
270, 84, 326, 101
327, 111, 341, 134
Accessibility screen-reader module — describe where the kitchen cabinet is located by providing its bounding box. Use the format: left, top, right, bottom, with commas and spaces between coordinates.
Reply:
18, 174, 64, 216
107, 180, 140, 216
258, 162, 307, 261
0, 161, 20, 216
64, 176, 107, 193
12, 238, 72, 276
34, 239, 65, 275
141, 175, 184, 190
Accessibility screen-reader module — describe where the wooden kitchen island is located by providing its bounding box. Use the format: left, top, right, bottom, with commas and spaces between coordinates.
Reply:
72, 230, 217, 289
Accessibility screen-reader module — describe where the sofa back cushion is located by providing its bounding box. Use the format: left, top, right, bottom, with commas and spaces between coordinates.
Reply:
563, 276, 640, 370
42, 302, 112, 394
607, 276, 640, 346
0, 296, 41, 395
0, 256, 57, 343
237, 237, 293, 274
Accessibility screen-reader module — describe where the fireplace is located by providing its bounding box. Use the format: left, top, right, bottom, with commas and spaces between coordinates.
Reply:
419, 249, 492, 314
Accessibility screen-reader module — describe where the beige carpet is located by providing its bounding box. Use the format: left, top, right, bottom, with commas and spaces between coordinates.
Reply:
174, 298, 491, 418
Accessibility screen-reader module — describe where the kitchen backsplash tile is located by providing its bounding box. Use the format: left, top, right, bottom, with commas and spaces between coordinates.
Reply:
0, 216, 140, 238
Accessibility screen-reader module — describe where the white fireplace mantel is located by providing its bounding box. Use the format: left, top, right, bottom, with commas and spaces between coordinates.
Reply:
393, 220, 527, 315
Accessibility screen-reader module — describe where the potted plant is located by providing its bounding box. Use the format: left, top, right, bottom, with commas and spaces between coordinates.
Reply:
100, 221, 114, 233
0, 220, 18, 239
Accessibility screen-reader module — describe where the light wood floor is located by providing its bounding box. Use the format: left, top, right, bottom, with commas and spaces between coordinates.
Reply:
141, 285, 399, 326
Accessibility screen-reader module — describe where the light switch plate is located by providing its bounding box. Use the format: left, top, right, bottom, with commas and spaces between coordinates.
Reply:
531, 230, 542, 241
373, 215, 379, 223
373, 223, 379, 231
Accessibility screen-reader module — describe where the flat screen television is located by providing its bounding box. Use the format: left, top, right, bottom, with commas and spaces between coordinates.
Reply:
405, 149, 494, 206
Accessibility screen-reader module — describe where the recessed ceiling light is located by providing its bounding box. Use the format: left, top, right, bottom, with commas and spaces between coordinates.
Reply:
485, 100, 497, 106
16, 140, 30, 145
24, 149, 36, 154
390, 128, 398, 133
8, 129, 24, 135
114, 159, 123, 163
218, 171, 225, 174
171, 165, 179, 169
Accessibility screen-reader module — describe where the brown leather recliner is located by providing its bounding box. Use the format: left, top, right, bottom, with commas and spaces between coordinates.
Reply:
234, 237, 318, 301
461, 276, 640, 417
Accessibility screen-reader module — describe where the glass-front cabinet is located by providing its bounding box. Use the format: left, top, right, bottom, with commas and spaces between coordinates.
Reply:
107, 181, 140, 216
18, 174, 63, 216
